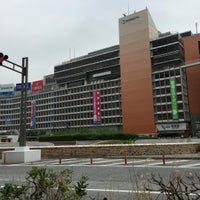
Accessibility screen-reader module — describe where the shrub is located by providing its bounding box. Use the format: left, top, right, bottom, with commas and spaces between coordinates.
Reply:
39, 129, 138, 142
39, 133, 137, 142
147, 171, 200, 199
0, 167, 88, 200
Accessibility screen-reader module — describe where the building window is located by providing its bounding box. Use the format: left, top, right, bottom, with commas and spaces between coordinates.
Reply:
198, 41, 200, 54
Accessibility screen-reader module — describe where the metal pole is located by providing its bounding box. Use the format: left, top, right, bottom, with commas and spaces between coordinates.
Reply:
24, 57, 28, 144
90, 153, 93, 165
162, 151, 166, 166
124, 151, 127, 165
19, 57, 28, 147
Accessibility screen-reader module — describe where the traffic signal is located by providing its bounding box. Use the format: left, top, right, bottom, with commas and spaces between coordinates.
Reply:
0, 52, 9, 65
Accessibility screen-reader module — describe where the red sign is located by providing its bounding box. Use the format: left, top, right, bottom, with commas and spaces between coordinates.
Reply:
93, 91, 101, 124
32, 80, 43, 93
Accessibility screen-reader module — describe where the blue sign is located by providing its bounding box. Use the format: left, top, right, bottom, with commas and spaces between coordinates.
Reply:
0, 91, 14, 95
16, 82, 31, 91
0, 84, 14, 96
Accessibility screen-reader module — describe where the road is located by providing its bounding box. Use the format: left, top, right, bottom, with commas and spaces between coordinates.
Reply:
1, 158, 200, 199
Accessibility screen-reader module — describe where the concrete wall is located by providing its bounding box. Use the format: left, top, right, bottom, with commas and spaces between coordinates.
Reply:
1, 143, 199, 159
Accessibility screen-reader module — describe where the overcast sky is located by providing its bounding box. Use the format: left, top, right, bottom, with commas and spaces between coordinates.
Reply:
1, 0, 200, 84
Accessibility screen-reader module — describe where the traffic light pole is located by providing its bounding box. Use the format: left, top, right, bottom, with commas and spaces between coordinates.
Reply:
19, 58, 28, 146
1, 57, 28, 147
1, 55, 41, 164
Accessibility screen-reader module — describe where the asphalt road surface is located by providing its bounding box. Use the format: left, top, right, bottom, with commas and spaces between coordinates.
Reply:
1, 158, 200, 199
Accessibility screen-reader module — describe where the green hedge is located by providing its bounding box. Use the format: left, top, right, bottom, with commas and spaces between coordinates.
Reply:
39, 128, 138, 142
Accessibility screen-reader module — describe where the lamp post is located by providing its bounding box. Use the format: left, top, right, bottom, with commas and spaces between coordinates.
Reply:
0, 53, 28, 147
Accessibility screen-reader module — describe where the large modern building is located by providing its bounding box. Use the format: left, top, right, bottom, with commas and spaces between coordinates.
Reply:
0, 8, 200, 137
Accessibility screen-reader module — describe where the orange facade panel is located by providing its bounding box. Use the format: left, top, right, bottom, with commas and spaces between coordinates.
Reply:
186, 66, 200, 115
119, 9, 157, 134
182, 34, 200, 115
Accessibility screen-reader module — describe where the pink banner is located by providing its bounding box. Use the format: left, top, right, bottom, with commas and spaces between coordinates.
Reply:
93, 91, 101, 124
30, 101, 36, 129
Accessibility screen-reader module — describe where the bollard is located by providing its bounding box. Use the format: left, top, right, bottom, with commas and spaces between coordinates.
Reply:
90, 153, 93, 165
124, 151, 127, 165
3, 152, 6, 165
162, 151, 166, 165
59, 155, 62, 165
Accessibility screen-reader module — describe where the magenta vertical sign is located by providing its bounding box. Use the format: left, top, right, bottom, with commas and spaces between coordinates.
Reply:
30, 101, 36, 129
93, 91, 101, 124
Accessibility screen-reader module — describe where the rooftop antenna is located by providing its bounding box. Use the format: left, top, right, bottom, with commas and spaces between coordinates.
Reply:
73, 47, 75, 58
195, 22, 198, 34
128, 4, 130, 15
69, 48, 71, 60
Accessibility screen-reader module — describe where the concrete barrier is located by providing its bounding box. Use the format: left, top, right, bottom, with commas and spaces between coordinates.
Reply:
0, 142, 199, 159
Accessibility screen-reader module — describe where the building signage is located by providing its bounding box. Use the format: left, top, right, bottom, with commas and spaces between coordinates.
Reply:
121, 16, 139, 24
170, 77, 178, 120
157, 123, 186, 131
32, 80, 44, 93
44, 74, 55, 85
93, 71, 111, 78
93, 91, 101, 124
0, 84, 14, 95
30, 101, 36, 129
16, 82, 31, 91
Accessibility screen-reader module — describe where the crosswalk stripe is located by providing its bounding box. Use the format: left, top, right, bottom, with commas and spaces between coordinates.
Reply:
88, 159, 122, 164
25, 158, 137, 166
103, 159, 155, 166
132, 159, 188, 167
26, 158, 78, 165
32, 158, 91, 166
2, 158, 200, 168
179, 162, 200, 168
147, 159, 188, 166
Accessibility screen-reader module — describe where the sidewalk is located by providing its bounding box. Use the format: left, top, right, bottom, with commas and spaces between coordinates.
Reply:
0, 142, 54, 147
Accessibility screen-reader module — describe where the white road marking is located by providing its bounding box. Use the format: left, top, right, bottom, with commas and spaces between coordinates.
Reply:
179, 162, 200, 168
87, 188, 199, 197
1, 158, 200, 168
87, 188, 161, 194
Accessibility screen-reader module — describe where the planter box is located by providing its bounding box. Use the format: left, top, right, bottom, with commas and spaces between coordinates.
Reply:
2, 147, 41, 164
